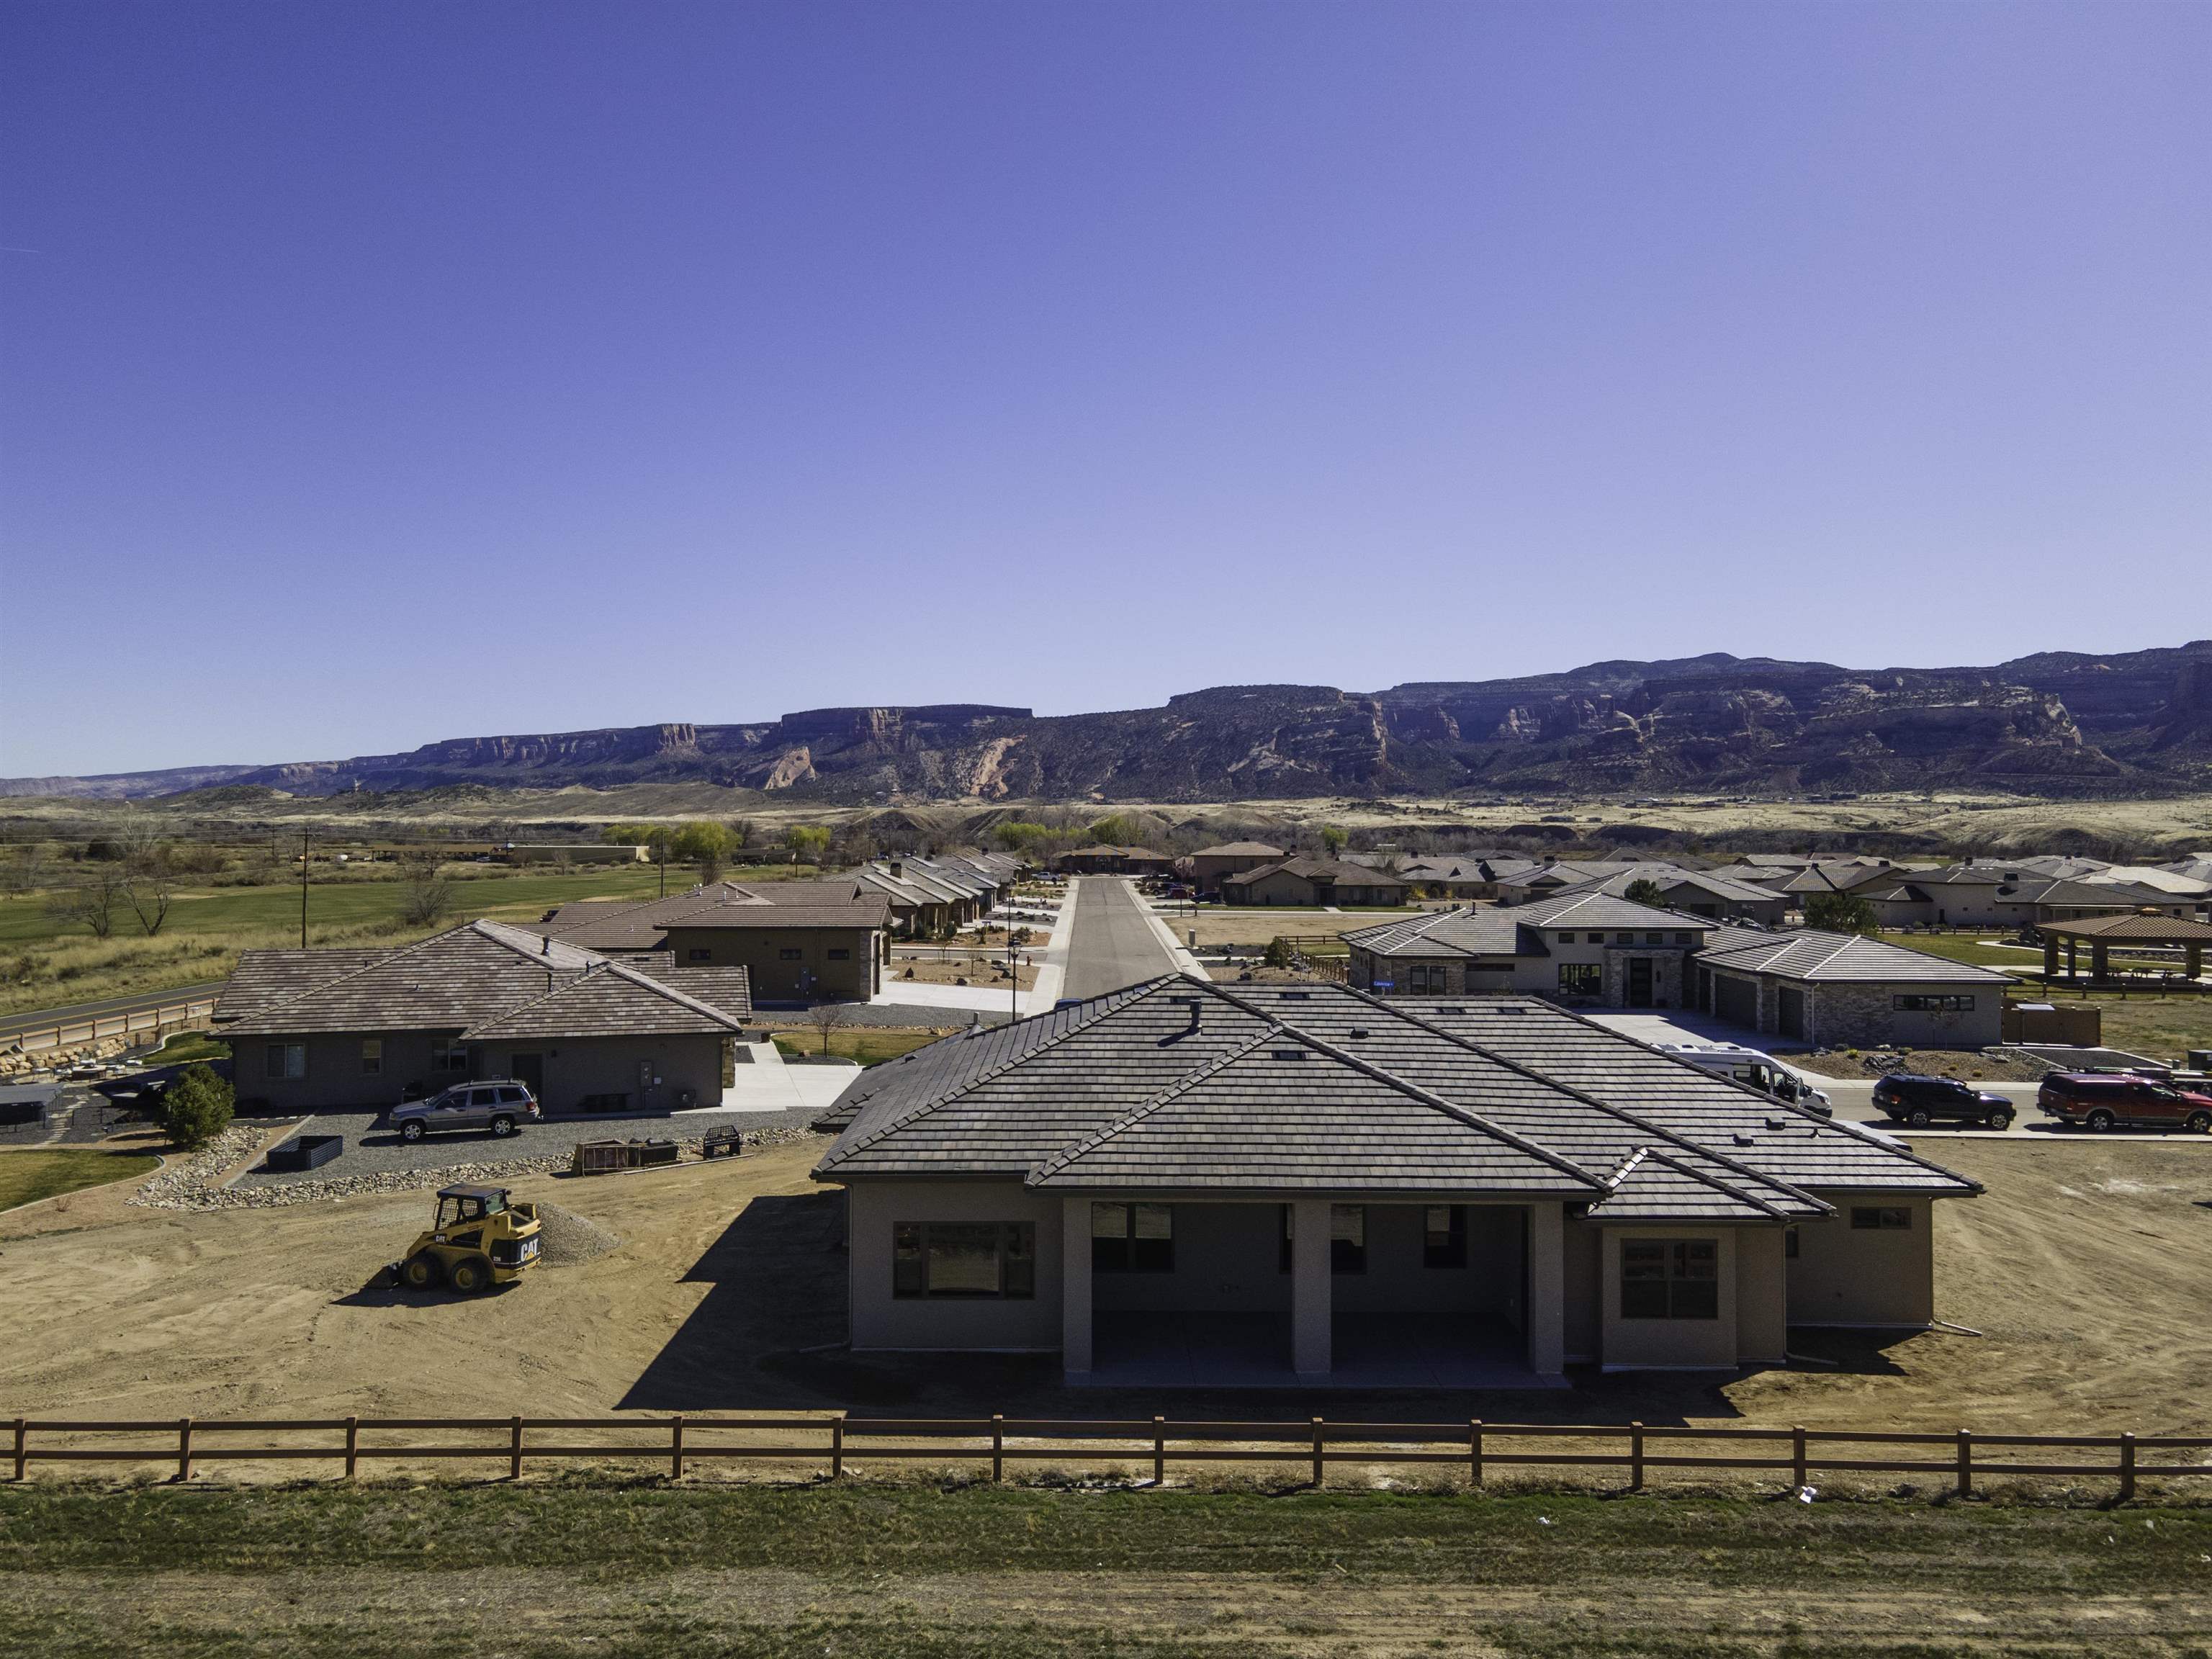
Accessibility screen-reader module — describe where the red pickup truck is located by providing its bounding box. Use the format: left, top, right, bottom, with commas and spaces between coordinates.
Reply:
2036, 1072, 2212, 1133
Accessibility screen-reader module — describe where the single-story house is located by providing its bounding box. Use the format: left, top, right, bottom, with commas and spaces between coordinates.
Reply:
1179, 842, 1285, 896
1866, 869, 2197, 930
1345, 892, 1714, 1007
1055, 845, 1177, 876
216, 920, 752, 1116
1553, 868, 1789, 927
811, 976, 1977, 1383
1691, 928, 2013, 1048
1223, 858, 1411, 908
537, 881, 891, 1003
1392, 855, 1517, 902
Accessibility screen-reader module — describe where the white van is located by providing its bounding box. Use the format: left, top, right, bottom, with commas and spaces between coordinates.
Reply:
1650, 1042, 1833, 1117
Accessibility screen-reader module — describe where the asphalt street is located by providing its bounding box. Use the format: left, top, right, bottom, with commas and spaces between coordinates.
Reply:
1060, 876, 1181, 1002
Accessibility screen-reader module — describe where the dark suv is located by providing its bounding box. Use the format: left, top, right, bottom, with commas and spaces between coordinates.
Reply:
1872, 1072, 2016, 1130
2036, 1072, 2212, 1133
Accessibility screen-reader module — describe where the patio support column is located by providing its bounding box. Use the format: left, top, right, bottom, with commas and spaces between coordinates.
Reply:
1291, 1198, 1331, 1377
2044, 935, 2059, 978
2092, 943, 2109, 981
2188, 944, 2203, 981
1526, 1202, 1565, 1378
2067, 938, 2078, 979
1061, 1197, 1092, 1377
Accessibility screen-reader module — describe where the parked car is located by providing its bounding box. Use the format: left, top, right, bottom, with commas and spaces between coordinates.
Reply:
2036, 1071, 2212, 1133
1650, 1042, 1833, 1117
390, 1080, 542, 1141
1871, 1072, 2016, 1130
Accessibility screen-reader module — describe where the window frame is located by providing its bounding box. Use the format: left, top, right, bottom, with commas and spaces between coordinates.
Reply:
891, 1220, 1038, 1300
360, 1038, 382, 1076
1850, 1206, 1912, 1231
264, 1042, 305, 1080
1090, 1202, 1174, 1273
430, 1039, 469, 1075
1619, 1238, 1719, 1321
1892, 994, 1974, 1013
1557, 961, 1604, 996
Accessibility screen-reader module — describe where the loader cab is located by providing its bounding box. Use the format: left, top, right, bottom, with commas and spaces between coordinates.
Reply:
435, 1187, 506, 1231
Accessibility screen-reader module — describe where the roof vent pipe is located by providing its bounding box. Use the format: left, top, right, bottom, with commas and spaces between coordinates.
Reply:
541, 934, 550, 956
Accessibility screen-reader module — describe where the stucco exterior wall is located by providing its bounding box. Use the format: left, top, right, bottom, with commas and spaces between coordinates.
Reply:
845, 1179, 1064, 1352
1734, 1227, 1789, 1363
234, 1030, 457, 1112
1599, 1227, 1740, 1370
1787, 1195, 1936, 1326
660, 925, 880, 1003
471, 1033, 726, 1115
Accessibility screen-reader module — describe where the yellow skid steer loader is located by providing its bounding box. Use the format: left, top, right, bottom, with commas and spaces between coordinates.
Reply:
389, 1184, 541, 1293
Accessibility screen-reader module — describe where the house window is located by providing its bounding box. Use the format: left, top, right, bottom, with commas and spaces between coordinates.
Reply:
1645, 932, 1663, 945
1851, 1207, 1912, 1231
688, 948, 712, 962
1424, 1205, 1467, 1268
1555, 932, 1578, 945
778, 948, 802, 961
1557, 963, 1604, 996
1614, 932, 1634, 945
827, 948, 852, 961
1091, 1202, 1174, 1272
360, 1038, 382, 1076
1893, 994, 1974, 1012
1331, 1205, 1366, 1274
264, 1043, 305, 1080
1673, 932, 1694, 945
1620, 1238, 1718, 1319
431, 1040, 469, 1074
891, 1222, 1035, 1299
1408, 963, 1449, 994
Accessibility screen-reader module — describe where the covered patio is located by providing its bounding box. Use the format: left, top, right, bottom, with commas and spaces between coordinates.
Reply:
1062, 1196, 1567, 1389
2038, 914, 2212, 989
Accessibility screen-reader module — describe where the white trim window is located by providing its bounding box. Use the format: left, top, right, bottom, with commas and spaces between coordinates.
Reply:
264, 1043, 306, 1080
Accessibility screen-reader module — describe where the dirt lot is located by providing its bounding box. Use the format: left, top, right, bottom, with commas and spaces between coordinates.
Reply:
1161, 908, 1422, 950
1, 1134, 2207, 1440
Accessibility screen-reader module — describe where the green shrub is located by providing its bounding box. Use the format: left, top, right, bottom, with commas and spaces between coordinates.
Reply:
161, 1064, 234, 1150
1264, 936, 1295, 968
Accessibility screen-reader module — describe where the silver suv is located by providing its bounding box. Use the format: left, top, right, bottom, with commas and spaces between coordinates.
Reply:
390, 1080, 541, 1142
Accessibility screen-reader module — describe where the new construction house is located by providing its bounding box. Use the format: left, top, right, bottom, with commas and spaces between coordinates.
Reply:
216, 920, 752, 1115
534, 880, 892, 1003
1691, 927, 2013, 1048
812, 976, 1974, 1386
1343, 892, 1715, 1007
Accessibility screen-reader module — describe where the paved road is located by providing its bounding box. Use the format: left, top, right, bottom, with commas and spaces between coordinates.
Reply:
1061, 877, 1182, 1002
0, 980, 228, 1043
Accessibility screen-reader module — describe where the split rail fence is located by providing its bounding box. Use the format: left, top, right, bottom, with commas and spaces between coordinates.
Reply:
7, 1415, 2208, 1500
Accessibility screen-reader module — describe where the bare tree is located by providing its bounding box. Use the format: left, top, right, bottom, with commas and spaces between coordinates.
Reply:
808, 999, 849, 1057
48, 866, 126, 939
117, 816, 177, 936
0, 841, 48, 903
399, 860, 456, 927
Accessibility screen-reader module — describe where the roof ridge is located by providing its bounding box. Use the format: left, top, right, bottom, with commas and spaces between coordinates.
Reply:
824, 976, 1184, 1165
1629, 1145, 1796, 1219
1187, 980, 1606, 1189
1030, 1027, 1283, 1181
1331, 986, 1831, 1212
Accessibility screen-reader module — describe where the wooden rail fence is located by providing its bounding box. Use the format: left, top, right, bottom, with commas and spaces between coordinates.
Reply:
6, 1415, 2207, 1499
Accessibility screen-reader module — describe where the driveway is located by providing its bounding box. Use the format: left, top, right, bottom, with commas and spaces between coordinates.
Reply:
1060, 877, 1186, 1002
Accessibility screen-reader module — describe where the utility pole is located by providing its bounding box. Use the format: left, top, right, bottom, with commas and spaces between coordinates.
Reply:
300, 829, 310, 947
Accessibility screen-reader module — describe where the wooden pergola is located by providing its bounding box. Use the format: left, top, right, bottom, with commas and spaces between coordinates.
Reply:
2038, 912, 2212, 984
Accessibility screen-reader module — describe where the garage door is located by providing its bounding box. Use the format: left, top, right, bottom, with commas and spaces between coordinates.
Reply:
1714, 974, 1758, 1028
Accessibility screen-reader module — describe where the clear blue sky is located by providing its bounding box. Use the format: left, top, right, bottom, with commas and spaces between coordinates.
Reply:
3, 1, 2207, 778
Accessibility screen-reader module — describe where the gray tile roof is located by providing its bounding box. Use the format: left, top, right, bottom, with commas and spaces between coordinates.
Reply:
1224, 857, 1411, 889
1343, 889, 1712, 962
1696, 929, 2012, 984
215, 948, 389, 1025
814, 976, 1977, 1215
1190, 842, 1287, 858
219, 920, 749, 1040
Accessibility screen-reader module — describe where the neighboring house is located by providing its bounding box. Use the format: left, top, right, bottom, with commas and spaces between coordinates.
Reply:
1344, 892, 1714, 1007
1056, 845, 1177, 876
215, 920, 752, 1116
811, 976, 1977, 1383
1552, 867, 1789, 927
1393, 855, 1513, 902
1222, 858, 1411, 908
538, 881, 891, 1003
1691, 929, 2012, 1048
1179, 842, 1286, 896
1871, 866, 2196, 929
854, 853, 1012, 934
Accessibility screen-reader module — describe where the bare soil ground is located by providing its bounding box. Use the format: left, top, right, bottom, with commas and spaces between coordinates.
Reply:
0, 1137, 2206, 1443
1165, 909, 1421, 949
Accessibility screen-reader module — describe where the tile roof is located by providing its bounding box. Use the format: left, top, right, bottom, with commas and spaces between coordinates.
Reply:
1190, 842, 1287, 858
814, 976, 1977, 1214
1696, 929, 2013, 984
218, 920, 749, 1039
2034, 912, 2212, 942
1224, 858, 1411, 888
214, 948, 389, 1025
1343, 890, 1712, 961
537, 880, 889, 947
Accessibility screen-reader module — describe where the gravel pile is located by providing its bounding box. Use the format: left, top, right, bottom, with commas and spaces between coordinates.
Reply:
532, 1202, 621, 1267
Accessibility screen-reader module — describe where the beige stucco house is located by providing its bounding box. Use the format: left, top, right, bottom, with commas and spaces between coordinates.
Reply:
811, 977, 1973, 1385
536, 880, 891, 1003
1344, 891, 1714, 1007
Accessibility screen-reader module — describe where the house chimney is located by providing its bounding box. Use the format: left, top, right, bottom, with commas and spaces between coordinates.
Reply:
891, 860, 904, 879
